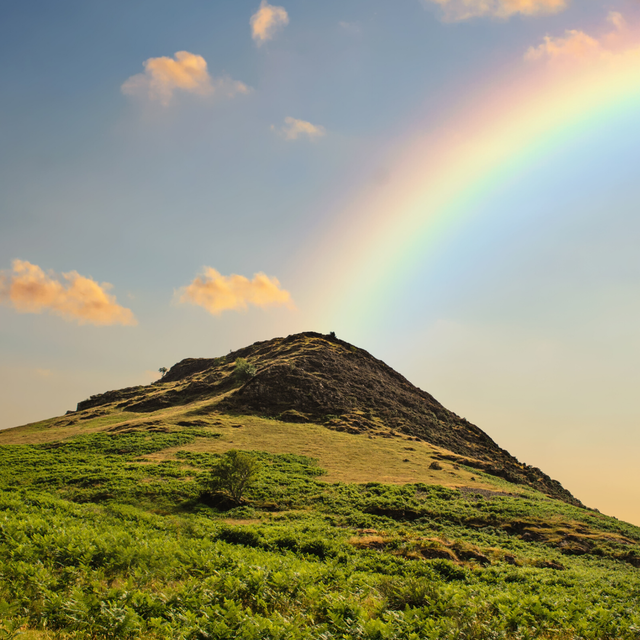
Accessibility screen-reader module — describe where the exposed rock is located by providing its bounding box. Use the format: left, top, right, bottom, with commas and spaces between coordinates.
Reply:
77, 386, 144, 412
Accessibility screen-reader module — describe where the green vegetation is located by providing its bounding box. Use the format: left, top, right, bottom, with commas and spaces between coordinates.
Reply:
234, 357, 256, 382
0, 421, 639, 638
205, 449, 262, 504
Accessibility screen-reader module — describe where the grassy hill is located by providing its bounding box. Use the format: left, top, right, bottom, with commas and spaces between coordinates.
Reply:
0, 332, 639, 639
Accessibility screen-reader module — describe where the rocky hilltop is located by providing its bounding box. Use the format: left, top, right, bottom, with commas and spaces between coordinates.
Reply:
77, 331, 580, 506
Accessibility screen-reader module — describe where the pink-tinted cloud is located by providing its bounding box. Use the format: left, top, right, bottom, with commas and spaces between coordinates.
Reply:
121, 51, 249, 105
177, 267, 294, 315
525, 30, 601, 61
273, 116, 326, 140
607, 11, 626, 32
251, 1, 289, 45
427, 0, 567, 21
0, 260, 137, 326
525, 11, 636, 62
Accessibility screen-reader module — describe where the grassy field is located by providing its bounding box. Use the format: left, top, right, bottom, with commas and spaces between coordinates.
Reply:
0, 403, 500, 489
1, 404, 639, 639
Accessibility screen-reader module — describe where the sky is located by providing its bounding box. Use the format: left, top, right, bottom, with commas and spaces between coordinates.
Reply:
1, 0, 640, 524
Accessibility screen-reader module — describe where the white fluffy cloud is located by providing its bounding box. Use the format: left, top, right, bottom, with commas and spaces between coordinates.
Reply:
425, 0, 567, 21
177, 267, 294, 315
0, 260, 137, 326
273, 117, 326, 141
251, 1, 289, 45
121, 51, 249, 105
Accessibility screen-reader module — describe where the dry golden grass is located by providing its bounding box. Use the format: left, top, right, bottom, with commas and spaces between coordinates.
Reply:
143, 413, 501, 489
0, 411, 143, 445
349, 534, 388, 548
0, 399, 503, 490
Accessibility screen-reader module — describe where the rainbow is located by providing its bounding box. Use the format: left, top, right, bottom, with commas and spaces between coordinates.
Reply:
306, 43, 640, 329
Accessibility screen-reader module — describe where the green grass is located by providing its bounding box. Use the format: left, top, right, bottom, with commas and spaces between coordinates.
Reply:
1, 420, 639, 638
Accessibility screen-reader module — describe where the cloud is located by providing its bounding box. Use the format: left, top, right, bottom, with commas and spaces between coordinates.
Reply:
121, 51, 249, 106
425, 0, 567, 21
251, 1, 289, 45
607, 11, 626, 32
177, 267, 294, 315
525, 12, 633, 62
0, 260, 137, 326
524, 30, 601, 61
273, 116, 326, 141
338, 21, 362, 35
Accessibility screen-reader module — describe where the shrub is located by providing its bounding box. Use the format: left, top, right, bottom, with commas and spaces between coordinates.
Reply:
216, 526, 263, 547
205, 450, 261, 504
234, 358, 256, 382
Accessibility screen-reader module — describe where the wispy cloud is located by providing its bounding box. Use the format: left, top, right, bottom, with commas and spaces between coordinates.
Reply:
273, 117, 326, 141
177, 267, 294, 315
425, 0, 567, 21
121, 51, 249, 106
607, 11, 626, 32
0, 260, 137, 326
338, 21, 362, 35
251, 0, 289, 45
525, 12, 634, 62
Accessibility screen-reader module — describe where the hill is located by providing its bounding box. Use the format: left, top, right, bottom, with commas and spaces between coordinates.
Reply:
0, 331, 639, 639
74, 331, 578, 505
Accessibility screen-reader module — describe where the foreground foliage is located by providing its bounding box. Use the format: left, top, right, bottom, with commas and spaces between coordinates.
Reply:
0, 427, 639, 639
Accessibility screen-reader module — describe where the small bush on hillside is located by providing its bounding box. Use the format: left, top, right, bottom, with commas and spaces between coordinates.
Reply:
216, 525, 263, 547
206, 449, 261, 505
234, 358, 256, 381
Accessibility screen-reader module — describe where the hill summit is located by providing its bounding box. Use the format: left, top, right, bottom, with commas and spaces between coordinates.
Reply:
77, 331, 579, 506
